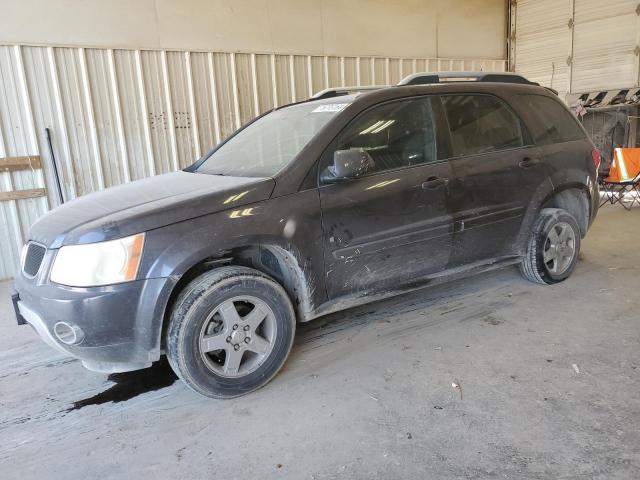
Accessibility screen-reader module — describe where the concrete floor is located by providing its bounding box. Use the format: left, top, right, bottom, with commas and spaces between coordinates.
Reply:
1, 205, 639, 479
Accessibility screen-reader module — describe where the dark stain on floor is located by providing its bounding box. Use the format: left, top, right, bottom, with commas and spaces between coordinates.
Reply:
67, 358, 178, 412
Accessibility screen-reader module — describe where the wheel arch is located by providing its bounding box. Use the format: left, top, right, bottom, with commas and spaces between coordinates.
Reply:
157, 243, 316, 351
540, 184, 591, 237
515, 179, 591, 256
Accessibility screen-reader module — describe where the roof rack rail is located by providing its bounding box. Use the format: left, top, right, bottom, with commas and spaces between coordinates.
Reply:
310, 85, 381, 100
398, 71, 538, 86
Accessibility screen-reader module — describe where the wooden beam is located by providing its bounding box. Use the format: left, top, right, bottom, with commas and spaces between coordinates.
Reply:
0, 155, 41, 172
0, 188, 46, 201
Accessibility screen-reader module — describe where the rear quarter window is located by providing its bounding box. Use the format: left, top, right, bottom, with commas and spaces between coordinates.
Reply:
519, 94, 586, 145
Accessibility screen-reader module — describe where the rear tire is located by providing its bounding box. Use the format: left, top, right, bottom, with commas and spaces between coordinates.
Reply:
520, 208, 581, 285
166, 266, 296, 398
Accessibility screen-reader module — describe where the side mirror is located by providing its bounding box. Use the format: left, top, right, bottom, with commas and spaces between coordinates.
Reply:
322, 149, 375, 183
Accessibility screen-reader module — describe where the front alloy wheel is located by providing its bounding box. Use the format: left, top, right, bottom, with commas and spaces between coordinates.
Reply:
166, 266, 296, 398
199, 296, 277, 377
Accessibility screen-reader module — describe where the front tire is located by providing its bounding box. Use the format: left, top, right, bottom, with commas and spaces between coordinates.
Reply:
166, 266, 296, 398
520, 208, 581, 285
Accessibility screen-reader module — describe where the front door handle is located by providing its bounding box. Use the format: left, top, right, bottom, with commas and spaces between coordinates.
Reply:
519, 157, 540, 169
422, 176, 449, 190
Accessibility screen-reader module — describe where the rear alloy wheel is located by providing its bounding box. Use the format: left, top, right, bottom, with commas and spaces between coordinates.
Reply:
520, 208, 582, 285
166, 266, 296, 398
542, 222, 577, 276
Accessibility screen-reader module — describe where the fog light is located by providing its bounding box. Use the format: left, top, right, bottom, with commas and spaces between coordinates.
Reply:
54, 322, 84, 345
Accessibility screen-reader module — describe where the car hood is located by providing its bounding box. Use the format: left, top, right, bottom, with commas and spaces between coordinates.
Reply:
30, 171, 275, 248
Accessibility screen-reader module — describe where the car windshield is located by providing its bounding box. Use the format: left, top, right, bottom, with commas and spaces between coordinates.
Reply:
197, 100, 350, 177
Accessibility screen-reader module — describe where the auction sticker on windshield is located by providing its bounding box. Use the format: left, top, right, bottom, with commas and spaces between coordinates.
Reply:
312, 103, 349, 113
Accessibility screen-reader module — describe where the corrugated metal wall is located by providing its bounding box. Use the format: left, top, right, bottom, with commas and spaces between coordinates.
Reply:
0, 44, 506, 280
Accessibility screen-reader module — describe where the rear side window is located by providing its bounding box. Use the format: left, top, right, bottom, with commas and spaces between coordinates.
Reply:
518, 94, 586, 145
442, 94, 525, 157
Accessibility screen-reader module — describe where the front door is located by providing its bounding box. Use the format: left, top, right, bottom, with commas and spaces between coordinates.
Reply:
318, 96, 454, 300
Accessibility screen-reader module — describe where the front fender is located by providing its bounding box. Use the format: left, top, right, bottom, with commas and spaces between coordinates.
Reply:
137, 189, 325, 352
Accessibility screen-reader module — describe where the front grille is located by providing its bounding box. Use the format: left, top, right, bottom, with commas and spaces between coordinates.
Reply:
23, 242, 46, 278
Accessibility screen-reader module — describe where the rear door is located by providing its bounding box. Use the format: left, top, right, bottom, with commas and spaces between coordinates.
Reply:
441, 94, 548, 265
318, 96, 454, 299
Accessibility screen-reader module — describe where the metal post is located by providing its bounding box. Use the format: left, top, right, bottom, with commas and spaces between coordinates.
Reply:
45, 128, 65, 205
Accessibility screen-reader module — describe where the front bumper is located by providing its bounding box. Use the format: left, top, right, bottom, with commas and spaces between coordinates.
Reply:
13, 272, 173, 373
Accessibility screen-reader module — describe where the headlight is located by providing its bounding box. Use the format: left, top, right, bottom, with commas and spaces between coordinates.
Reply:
50, 233, 145, 287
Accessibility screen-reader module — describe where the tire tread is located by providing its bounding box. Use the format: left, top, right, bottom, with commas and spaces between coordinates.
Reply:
520, 208, 580, 285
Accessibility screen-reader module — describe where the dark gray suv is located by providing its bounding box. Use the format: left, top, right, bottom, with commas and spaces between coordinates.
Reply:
12, 72, 600, 398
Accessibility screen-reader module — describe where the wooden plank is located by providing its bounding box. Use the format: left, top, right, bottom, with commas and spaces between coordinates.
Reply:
0, 188, 46, 201
0, 155, 41, 172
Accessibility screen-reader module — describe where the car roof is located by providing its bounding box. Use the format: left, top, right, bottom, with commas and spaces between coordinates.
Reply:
347, 81, 554, 110
295, 80, 553, 112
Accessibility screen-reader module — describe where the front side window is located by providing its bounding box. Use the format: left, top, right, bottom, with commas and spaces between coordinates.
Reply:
442, 94, 524, 157
197, 100, 349, 177
327, 97, 440, 176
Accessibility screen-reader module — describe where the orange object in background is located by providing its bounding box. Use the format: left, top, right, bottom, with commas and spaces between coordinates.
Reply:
606, 148, 640, 182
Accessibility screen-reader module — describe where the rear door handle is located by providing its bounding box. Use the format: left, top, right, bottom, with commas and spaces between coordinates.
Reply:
519, 157, 540, 169
422, 176, 449, 190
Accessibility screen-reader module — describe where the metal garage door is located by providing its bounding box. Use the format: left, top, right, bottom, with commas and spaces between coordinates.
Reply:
513, 0, 640, 98
572, 1, 639, 92
512, 0, 574, 98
